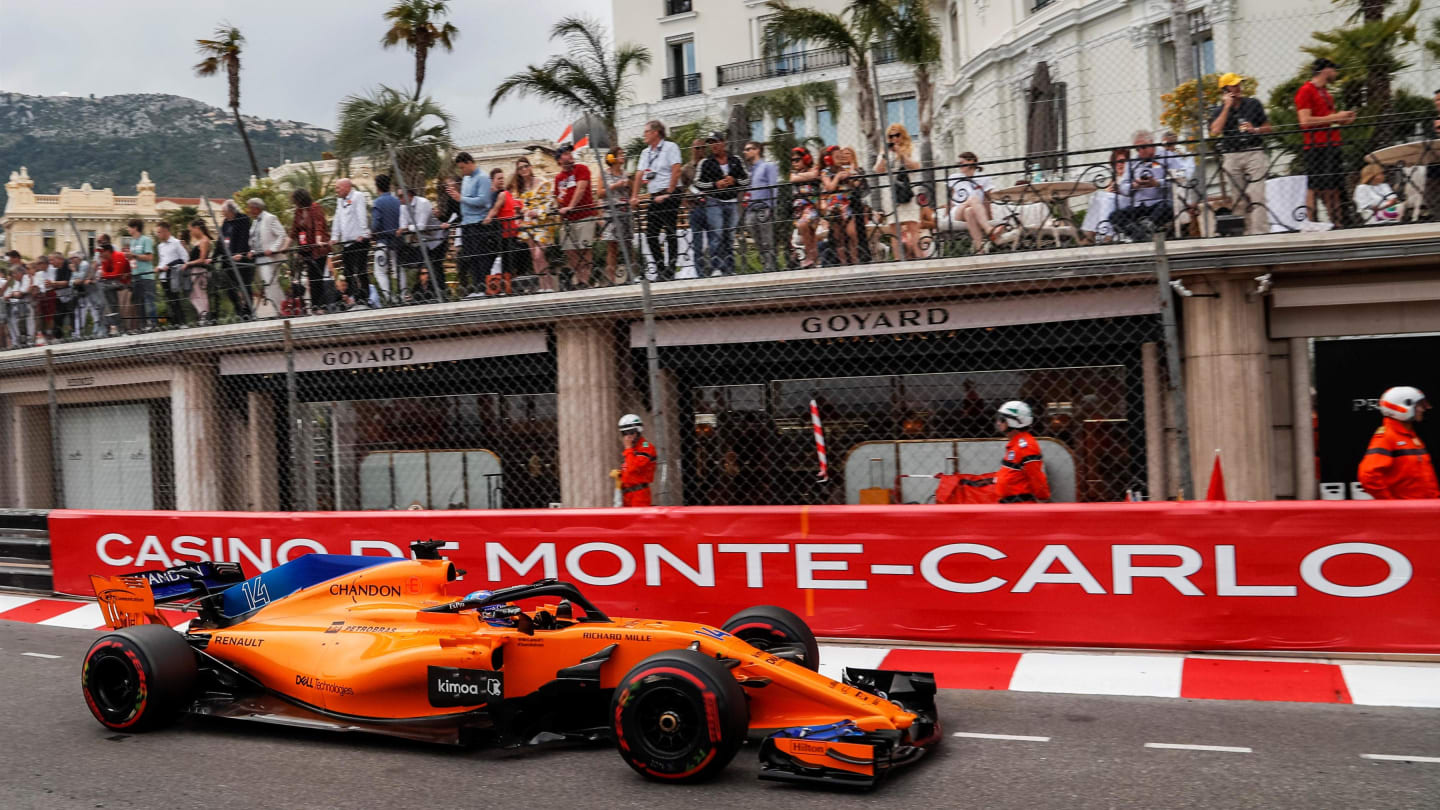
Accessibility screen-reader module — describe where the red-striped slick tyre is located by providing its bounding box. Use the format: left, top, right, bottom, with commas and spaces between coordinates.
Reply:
81, 624, 196, 732
611, 649, 749, 783
722, 605, 820, 671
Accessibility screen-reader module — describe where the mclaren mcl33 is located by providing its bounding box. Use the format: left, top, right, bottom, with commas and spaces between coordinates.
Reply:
82, 541, 939, 788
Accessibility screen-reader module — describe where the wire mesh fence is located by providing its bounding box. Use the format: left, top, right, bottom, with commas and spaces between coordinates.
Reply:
2, 1, 1437, 511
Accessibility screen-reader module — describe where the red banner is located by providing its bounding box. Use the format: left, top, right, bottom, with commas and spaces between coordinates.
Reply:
46, 502, 1440, 652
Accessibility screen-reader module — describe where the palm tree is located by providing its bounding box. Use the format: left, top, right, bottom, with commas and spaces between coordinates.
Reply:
194, 24, 261, 178
745, 82, 841, 144
381, 0, 459, 100
885, 0, 942, 168
336, 86, 455, 188
489, 17, 651, 146
762, 0, 890, 163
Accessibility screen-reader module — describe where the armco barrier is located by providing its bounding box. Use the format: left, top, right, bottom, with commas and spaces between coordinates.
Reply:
47, 502, 1440, 653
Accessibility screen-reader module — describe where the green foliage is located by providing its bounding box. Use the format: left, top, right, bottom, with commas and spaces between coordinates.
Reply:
381, 0, 459, 97
1267, 0, 1423, 168
745, 83, 841, 137
231, 179, 295, 227
278, 162, 337, 216
335, 86, 454, 187
489, 17, 651, 145
160, 205, 199, 236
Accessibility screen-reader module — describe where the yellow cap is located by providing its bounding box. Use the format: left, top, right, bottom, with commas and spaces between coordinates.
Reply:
1218, 73, 1243, 88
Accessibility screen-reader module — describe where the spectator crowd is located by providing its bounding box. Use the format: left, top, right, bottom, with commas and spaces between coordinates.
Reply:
2, 57, 1437, 350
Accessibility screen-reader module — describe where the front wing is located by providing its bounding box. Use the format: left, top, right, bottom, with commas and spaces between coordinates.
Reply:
758, 668, 941, 789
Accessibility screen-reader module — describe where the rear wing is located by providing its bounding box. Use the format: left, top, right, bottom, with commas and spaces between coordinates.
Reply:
90, 562, 245, 629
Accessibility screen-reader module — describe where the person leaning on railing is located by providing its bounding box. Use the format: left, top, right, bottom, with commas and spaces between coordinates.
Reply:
598, 146, 634, 285
289, 188, 330, 315
790, 146, 822, 269
330, 177, 372, 301
554, 143, 598, 289
95, 238, 131, 336
631, 120, 684, 281
741, 140, 779, 274
155, 222, 188, 328
247, 198, 290, 317
694, 132, 749, 277
875, 123, 923, 260
1207, 72, 1272, 237
219, 200, 254, 320
1111, 130, 1177, 242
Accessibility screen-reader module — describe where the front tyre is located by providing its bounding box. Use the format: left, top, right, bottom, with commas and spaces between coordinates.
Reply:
81, 624, 196, 731
611, 649, 749, 783
722, 605, 820, 671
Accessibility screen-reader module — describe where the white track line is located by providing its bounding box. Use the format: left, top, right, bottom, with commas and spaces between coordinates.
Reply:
1145, 743, 1252, 753
1009, 653, 1184, 698
39, 603, 106, 629
953, 732, 1051, 742
0, 594, 38, 613
1340, 664, 1440, 709
21, 652, 61, 659
1360, 754, 1440, 764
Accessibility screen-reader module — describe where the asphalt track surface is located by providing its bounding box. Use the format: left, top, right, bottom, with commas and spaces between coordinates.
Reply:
2, 622, 1437, 810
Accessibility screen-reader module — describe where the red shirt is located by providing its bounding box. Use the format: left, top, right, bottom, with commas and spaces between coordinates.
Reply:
1295, 81, 1340, 148
621, 437, 656, 507
495, 191, 522, 239
555, 163, 594, 221
99, 251, 131, 282
290, 203, 329, 259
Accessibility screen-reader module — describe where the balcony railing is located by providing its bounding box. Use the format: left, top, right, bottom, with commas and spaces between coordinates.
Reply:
661, 72, 703, 100
664, 0, 692, 15
872, 40, 900, 66
716, 46, 850, 86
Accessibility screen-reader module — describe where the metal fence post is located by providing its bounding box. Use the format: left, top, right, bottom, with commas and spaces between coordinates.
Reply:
283, 319, 309, 510
1152, 231, 1193, 499
45, 349, 62, 508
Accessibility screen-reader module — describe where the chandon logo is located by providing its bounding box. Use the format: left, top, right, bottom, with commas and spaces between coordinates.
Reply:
329, 583, 402, 598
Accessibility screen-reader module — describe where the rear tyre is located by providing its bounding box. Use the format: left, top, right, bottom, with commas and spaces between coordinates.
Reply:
611, 649, 749, 783
81, 624, 196, 732
722, 605, 820, 671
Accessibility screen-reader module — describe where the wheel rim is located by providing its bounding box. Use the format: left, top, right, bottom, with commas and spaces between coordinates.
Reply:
632, 684, 703, 761
89, 651, 140, 719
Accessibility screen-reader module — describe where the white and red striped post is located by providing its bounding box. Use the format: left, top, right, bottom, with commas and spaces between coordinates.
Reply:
810, 398, 828, 483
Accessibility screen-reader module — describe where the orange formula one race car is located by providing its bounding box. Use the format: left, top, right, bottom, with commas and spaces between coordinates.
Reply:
82, 541, 940, 789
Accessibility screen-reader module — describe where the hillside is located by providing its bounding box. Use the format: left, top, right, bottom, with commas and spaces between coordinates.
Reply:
0, 92, 333, 208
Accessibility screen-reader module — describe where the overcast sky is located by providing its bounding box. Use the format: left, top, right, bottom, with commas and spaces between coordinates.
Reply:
0, 0, 613, 141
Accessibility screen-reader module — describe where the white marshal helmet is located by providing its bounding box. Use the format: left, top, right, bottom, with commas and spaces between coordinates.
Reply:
997, 400, 1035, 430
618, 413, 644, 434
1378, 386, 1429, 422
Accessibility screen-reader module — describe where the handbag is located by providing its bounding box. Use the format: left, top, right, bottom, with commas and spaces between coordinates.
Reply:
893, 169, 914, 205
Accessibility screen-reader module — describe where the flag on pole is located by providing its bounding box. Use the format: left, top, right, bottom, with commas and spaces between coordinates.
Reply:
810, 398, 828, 483
1206, 449, 1227, 501
555, 123, 590, 152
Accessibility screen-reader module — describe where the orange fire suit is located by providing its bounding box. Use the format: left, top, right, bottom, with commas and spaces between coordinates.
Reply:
1358, 417, 1439, 499
995, 431, 1051, 503
621, 437, 657, 506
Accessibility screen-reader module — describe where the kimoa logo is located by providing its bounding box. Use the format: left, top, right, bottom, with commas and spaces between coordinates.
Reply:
439, 679, 478, 695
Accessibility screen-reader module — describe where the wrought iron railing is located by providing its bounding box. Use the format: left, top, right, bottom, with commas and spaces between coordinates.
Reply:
661, 72, 703, 100
5, 115, 1433, 352
717, 46, 851, 86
